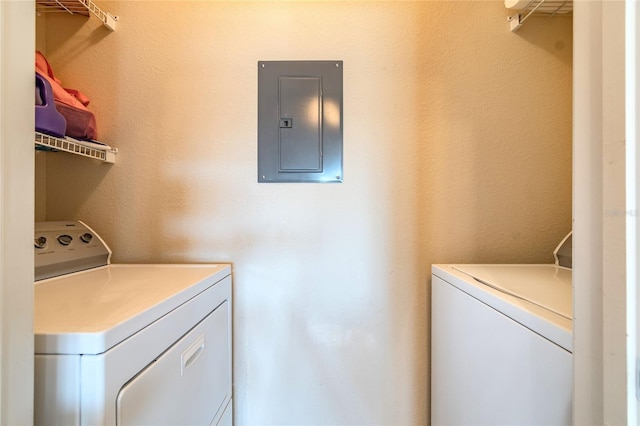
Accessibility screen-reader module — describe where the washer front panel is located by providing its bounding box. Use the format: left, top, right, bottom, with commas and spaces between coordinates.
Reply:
431, 275, 572, 425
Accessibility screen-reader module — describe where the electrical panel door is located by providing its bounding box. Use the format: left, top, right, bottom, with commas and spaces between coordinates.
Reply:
258, 61, 343, 183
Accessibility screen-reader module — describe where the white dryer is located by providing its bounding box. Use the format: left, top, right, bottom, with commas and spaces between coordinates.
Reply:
431, 235, 573, 425
33, 221, 233, 426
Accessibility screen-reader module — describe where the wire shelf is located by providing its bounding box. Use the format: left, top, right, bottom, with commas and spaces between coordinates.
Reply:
35, 132, 117, 163
35, 0, 117, 31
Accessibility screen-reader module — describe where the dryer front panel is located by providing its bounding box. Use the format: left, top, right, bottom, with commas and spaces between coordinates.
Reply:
116, 301, 231, 425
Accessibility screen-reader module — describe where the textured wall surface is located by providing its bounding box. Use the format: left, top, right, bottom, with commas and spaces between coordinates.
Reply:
37, 2, 572, 424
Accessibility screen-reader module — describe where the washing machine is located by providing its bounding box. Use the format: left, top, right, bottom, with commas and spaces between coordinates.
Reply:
431, 234, 573, 425
33, 221, 233, 426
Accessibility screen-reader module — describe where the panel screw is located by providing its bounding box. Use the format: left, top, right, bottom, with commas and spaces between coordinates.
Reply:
261, 63, 265, 68
335, 63, 340, 67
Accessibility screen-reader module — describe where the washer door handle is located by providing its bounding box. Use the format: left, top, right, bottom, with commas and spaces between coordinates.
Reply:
180, 333, 205, 376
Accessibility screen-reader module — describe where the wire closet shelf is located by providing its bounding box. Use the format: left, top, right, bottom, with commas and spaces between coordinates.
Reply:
35, 132, 118, 163
35, 0, 117, 31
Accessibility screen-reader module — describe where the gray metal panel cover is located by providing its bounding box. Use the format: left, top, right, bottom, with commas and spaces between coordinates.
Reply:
258, 61, 343, 183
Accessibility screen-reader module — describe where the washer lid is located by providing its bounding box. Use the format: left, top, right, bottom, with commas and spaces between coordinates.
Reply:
34, 264, 230, 355
453, 264, 572, 319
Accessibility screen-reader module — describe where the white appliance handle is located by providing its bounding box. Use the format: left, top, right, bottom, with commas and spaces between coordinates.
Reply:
181, 333, 206, 376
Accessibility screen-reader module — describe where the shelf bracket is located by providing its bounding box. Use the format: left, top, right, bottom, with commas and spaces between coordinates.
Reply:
508, 0, 543, 32
508, 13, 524, 32
77, 0, 117, 31
506, 0, 572, 32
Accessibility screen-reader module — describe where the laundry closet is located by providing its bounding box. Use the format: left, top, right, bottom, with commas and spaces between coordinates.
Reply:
32, 1, 573, 424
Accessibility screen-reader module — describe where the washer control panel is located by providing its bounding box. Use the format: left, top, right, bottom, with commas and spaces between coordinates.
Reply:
35, 221, 112, 281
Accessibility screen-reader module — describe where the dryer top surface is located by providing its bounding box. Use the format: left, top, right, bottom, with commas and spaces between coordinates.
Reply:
34, 264, 231, 355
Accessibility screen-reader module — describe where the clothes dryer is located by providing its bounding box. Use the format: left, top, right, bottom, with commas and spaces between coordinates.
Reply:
34, 221, 233, 426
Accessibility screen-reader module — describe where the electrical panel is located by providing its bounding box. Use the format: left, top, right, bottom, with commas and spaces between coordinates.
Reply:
258, 61, 343, 183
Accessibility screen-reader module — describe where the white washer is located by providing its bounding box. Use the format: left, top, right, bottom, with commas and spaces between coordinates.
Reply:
431, 240, 572, 425
33, 221, 233, 426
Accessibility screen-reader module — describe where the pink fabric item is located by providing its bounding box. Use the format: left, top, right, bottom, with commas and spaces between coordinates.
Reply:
35, 51, 98, 140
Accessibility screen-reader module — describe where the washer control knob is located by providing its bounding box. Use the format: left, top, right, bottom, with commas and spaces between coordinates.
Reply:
80, 233, 93, 243
34, 236, 47, 249
57, 234, 73, 246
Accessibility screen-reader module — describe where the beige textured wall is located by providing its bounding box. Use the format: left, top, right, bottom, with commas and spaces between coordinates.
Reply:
37, 2, 572, 424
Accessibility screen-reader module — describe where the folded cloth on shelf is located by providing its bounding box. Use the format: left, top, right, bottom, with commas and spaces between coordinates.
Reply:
35, 51, 98, 140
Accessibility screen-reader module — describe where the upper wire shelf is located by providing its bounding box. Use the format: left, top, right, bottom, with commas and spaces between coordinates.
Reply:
35, 0, 117, 31
506, 0, 572, 32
